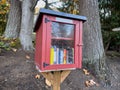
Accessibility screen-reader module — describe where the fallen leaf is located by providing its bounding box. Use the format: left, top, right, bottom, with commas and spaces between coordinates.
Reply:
89, 79, 96, 86
12, 48, 17, 52
85, 79, 98, 87
85, 80, 90, 87
26, 55, 30, 59
35, 74, 40, 79
83, 69, 90, 75
45, 79, 51, 86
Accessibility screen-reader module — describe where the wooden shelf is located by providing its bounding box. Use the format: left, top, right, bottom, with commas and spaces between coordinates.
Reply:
52, 37, 73, 40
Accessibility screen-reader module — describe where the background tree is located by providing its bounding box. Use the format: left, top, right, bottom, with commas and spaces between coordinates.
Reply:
99, 0, 120, 52
79, 0, 109, 83
4, 0, 38, 51
51, 0, 110, 83
53, 0, 110, 83
19, 0, 35, 51
4, 0, 21, 38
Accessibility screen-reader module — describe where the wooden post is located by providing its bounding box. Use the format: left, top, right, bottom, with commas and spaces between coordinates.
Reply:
41, 70, 71, 90
52, 71, 61, 90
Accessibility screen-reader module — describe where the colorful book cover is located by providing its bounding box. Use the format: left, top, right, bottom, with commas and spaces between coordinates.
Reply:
56, 48, 59, 64
59, 49, 64, 64
63, 49, 67, 64
58, 49, 61, 64
53, 46, 57, 64
60, 49, 64, 64
66, 49, 69, 64
50, 47, 54, 65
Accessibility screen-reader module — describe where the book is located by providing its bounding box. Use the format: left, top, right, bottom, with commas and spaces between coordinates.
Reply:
58, 49, 61, 64
53, 46, 57, 64
67, 48, 74, 64
58, 49, 64, 64
50, 47, 54, 65
56, 48, 59, 64
60, 49, 64, 64
63, 49, 67, 64
72, 48, 74, 63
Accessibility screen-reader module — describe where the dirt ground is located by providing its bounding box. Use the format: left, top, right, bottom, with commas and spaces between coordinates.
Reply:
0, 48, 120, 90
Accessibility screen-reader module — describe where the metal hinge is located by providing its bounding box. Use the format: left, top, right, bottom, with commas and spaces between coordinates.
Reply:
45, 18, 50, 23
43, 62, 49, 67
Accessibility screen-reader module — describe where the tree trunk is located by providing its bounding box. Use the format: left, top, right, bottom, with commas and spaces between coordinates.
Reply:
19, 0, 34, 51
79, 0, 109, 84
4, 0, 21, 38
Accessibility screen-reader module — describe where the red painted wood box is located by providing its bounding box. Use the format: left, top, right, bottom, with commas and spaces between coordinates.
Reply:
34, 8, 87, 72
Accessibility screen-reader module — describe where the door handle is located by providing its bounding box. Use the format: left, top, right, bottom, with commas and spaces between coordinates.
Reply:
77, 44, 83, 46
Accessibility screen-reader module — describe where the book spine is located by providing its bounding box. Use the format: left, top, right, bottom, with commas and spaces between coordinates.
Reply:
63, 49, 67, 64
58, 49, 61, 64
58, 49, 63, 64
50, 47, 54, 65
67, 48, 74, 64
54, 46, 57, 64
72, 48, 74, 63
56, 48, 59, 64
60, 49, 64, 64
66, 49, 69, 64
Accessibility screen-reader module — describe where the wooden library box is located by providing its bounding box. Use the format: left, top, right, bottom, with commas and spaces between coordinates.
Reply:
34, 8, 87, 72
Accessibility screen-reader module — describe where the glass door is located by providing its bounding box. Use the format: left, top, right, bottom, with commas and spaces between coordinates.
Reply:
50, 22, 75, 65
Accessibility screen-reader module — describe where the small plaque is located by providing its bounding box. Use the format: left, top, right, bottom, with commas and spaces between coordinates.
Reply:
56, 17, 73, 23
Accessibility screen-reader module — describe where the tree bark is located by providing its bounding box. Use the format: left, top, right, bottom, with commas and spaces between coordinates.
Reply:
79, 0, 109, 84
19, 0, 34, 51
4, 0, 21, 38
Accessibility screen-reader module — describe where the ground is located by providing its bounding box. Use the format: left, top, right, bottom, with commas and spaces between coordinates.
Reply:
0, 49, 120, 90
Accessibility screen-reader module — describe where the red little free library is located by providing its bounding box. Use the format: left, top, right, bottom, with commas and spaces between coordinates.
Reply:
34, 8, 87, 72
